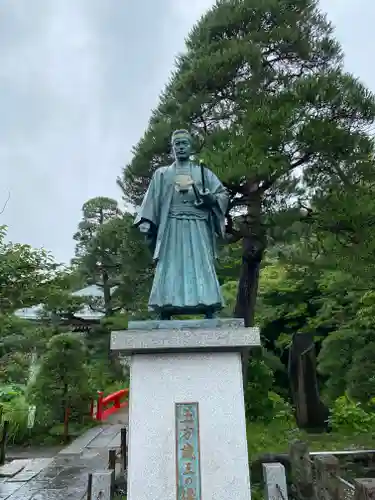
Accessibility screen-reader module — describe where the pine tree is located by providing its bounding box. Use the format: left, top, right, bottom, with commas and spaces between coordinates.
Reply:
73, 197, 152, 315
29, 333, 90, 435
73, 197, 122, 315
118, 0, 375, 324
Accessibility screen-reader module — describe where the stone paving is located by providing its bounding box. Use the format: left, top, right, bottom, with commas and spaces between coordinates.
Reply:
0, 408, 128, 500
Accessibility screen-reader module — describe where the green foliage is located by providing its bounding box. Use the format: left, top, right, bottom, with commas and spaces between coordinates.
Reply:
74, 197, 122, 256
86, 356, 128, 395
328, 395, 375, 435
0, 383, 25, 402
0, 213, 131, 446
247, 420, 302, 459
73, 197, 124, 315
245, 352, 275, 421
0, 314, 55, 385
347, 343, 375, 404
247, 414, 375, 464
217, 242, 242, 285
29, 333, 90, 427
73, 197, 152, 315
317, 328, 356, 401
42, 289, 88, 320
316, 279, 375, 402
0, 226, 59, 313
102, 380, 128, 396
254, 254, 375, 407
221, 280, 237, 317
244, 348, 292, 422
1, 395, 30, 443
256, 262, 319, 349
0, 353, 29, 385
101, 313, 128, 331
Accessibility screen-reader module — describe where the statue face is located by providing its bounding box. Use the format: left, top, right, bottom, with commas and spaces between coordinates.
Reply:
172, 136, 192, 161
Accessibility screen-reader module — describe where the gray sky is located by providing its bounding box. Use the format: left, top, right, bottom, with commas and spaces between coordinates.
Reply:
1, 0, 373, 264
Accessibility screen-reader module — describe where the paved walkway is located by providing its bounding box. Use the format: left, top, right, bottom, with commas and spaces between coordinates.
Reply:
0, 408, 128, 500
6, 447, 64, 461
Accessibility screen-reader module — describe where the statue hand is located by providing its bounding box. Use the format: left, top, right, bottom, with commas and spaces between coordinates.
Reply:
197, 189, 216, 207
138, 221, 156, 251
139, 221, 151, 233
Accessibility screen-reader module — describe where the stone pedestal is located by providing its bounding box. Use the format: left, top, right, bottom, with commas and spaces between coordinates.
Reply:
111, 319, 260, 500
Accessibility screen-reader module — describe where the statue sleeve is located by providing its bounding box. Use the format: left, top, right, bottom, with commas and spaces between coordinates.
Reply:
206, 169, 229, 238
134, 171, 161, 230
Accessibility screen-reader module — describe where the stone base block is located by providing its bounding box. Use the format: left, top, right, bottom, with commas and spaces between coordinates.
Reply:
128, 351, 251, 500
111, 319, 260, 500
111, 319, 260, 355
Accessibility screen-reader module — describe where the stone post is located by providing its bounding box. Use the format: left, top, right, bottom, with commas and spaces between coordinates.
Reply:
289, 440, 313, 499
262, 462, 288, 499
354, 478, 375, 499
314, 455, 342, 500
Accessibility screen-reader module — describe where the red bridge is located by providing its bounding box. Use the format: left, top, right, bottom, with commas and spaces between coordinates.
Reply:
91, 388, 129, 421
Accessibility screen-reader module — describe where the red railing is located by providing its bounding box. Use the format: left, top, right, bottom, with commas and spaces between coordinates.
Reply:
91, 388, 129, 421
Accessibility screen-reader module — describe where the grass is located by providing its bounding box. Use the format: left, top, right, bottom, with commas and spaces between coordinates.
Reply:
247, 419, 375, 461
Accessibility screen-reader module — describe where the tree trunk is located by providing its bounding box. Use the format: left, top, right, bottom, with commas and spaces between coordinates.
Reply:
234, 237, 263, 327
62, 384, 69, 443
234, 237, 264, 384
233, 186, 265, 385
102, 269, 112, 316
99, 206, 113, 317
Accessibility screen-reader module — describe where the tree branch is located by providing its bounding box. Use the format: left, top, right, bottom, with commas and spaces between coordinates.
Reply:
0, 192, 10, 215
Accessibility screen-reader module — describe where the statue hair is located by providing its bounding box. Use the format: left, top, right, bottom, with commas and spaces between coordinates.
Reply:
171, 129, 192, 143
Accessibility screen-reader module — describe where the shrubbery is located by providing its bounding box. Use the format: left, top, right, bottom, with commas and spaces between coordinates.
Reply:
328, 394, 375, 435
244, 348, 293, 424
245, 352, 375, 463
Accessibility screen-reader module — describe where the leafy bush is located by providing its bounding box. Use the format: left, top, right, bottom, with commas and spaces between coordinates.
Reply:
1, 395, 29, 443
101, 313, 128, 331
86, 357, 128, 396
245, 353, 274, 421
244, 348, 293, 422
0, 383, 25, 402
0, 352, 30, 385
268, 391, 295, 424
328, 394, 375, 434
347, 342, 375, 404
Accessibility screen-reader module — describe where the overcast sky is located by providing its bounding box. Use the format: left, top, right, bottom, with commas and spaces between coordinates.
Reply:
1, 1, 373, 264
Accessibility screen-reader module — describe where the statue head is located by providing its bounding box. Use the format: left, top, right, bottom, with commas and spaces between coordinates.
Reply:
171, 129, 192, 161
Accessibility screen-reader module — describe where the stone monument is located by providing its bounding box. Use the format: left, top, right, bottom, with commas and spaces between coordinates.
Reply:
111, 129, 261, 499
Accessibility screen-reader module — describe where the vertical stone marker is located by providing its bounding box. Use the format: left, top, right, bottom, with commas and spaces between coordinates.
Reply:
111, 318, 261, 500
262, 462, 288, 500
175, 403, 201, 499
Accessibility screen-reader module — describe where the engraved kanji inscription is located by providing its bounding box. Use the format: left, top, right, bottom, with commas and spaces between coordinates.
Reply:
175, 403, 201, 500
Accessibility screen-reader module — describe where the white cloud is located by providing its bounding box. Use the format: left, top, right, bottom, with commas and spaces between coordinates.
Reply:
320, 0, 375, 87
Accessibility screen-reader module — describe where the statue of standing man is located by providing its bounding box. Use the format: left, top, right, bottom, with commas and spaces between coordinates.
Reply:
134, 129, 229, 320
